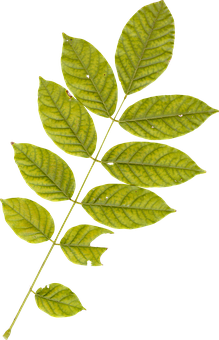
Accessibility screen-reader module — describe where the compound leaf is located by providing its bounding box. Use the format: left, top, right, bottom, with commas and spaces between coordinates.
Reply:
115, 1, 175, 95
119, 95, 218, 139
61, 33, 118, 118
60, 224, 113, 266
38, 78, 97, 158
1, 198, 54, 243
35, 283, 85, 317
12, 143, 75, 201
82, 184, 174, 229
102, 142, 205, 188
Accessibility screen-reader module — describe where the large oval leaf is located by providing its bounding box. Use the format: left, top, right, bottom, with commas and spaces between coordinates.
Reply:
1, 198, 54, 243
35, 283, 85, 317
38, 78, 97, 157
61, 33, 118, 118
12, 143, 75, 201
82, 184, 175, 229
119, 95, 218, 139
101, 142, 205, 188
60, 225, 113, 266
115, 1, 175, 95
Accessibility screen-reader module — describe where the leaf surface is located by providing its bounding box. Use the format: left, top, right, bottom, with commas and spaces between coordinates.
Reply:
35, 283, 85, 317
61, 34, 118, 117
82, 184, 174, 229
119, 95, 218, 139
60, 224, 113, 266
1, 198, 55, 243
115, 1, 174, 95
12, 143, 75, 201
102, 142, 205, 188
38, 78, 97, 157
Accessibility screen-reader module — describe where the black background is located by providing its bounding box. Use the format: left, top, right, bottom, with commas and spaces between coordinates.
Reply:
0, 0, 219, 340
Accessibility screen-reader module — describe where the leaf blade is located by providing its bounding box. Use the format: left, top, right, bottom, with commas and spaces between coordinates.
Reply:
1, 198, 55, 243
35, 283, 85, 317
119, 95, 218, 139
82, 184, 174, 229
60, 224, 113, 266
38, 78, 97, 157
115, 1, 175, 95
101, 142, 205, 188
12, 143, 75, 201
61, 34, 118, 118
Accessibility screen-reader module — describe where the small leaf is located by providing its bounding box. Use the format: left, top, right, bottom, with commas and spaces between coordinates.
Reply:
1, 198, 55, 243
119, 95, 218, 139
38, 78, 97, 157
115, 1, 175, 95
3, 329, 11, 339
12, 143, 75, 201
35, 283, 85, 317
101, 142, 205, 188
82, 184, 174, 229
60, 224, 113, 266
61, 33, 118, 118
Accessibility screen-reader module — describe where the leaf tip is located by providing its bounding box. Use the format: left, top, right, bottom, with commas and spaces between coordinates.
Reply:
3, 329, 11, 339
8, 140, 15, 146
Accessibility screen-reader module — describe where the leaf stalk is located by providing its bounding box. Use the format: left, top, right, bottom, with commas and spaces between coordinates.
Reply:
1, 91, 126, 340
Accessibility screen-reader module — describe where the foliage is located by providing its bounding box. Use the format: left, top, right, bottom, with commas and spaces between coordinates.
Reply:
1, 1, 218, 338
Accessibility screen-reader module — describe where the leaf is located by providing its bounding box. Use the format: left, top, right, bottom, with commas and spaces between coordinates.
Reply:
82, 184, 175, 229
60, 224, 113, 266
115, 1, 175, 95
119, 95, 218, 139
1, 198, 55, 243
38, 78, 97, 157
3, 330, 11, 340
12, 143, 75, 201
35, 283, 85, 317
101, 142, 205, 188
61, 33, 118, 118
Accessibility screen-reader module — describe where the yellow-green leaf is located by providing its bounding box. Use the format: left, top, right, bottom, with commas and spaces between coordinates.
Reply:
61, 33, 118, 118
12, 143, 75, 201
60, 224, 113, 266
115, 1, 175, 95
38, 78, 97, 157
82, 184, 174, 229
101, 142, 205, 188
1, 198, 54, 243
119, 95, 218, 139
35, 283, 85, 317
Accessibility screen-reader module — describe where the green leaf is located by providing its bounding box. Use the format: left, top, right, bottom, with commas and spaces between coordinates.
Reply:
12, 143, 75, 201
119, 95, 218, 139
38, 78, 97, 157
1, 198, 55, 243
35, 283, 85, 317
60, 224, 113, 266
61, 33, 118, 118
101, 142, 205, 188
82, 184, 174, 229
115, 1, 175, 95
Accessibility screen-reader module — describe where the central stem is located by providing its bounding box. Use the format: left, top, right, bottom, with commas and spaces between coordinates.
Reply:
1, 97, 126, 340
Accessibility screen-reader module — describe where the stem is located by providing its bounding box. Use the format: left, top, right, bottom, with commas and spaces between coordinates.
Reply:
2, 203, 76, 340
1, 97, 126, 340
